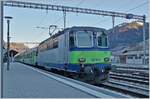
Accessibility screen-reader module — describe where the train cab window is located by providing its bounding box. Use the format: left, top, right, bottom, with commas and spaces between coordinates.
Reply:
69, 33, 75, 48
76, 31, 93, 47
97, 31, 108, 47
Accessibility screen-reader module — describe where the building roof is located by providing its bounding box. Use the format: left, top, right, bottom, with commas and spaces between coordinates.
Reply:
123, 50, 149, 55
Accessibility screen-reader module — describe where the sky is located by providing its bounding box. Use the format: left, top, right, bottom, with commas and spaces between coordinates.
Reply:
3, 0, 149, 47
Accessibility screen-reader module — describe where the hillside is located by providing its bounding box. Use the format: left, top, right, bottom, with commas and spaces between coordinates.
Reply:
108, 21, 149, 50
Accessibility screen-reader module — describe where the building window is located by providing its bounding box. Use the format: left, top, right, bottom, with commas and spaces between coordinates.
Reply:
128, 56, 133, 59
135, 56, 141, 59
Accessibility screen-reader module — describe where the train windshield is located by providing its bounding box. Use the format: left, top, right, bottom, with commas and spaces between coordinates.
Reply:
97, 31, 108, 47
76, 31, 93, 47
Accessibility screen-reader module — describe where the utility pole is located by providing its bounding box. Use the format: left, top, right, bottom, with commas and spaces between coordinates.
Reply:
143, 15, 146, 64
112, 16, 116, 40
0, 1, 4, 98
63, 10, 66, 29
112, 16, 115, 33
5, 16, 13, 71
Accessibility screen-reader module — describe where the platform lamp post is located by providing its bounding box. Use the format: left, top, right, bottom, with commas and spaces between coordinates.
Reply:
5, 16, 13, 71
0, 1, 4, 98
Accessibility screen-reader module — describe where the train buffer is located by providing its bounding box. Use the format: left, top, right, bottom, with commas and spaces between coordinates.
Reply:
3, 62, 128, 98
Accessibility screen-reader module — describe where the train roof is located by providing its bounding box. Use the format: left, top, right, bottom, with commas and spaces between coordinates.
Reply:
67, 26, 107, 31
39, 26, 107, 45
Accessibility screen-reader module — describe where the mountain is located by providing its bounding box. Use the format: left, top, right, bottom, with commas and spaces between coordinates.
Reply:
108, 21, 149, 50
4, 42, 29, 52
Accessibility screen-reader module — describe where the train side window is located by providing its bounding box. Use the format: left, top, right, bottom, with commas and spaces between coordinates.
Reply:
97, 31, 108, 47
39, 43, 46, 52
47, 39, 52, 50
49, 39, 53, 49
69, 33, 75, 48
53, 38, 58, 48
98, 36, 102, 46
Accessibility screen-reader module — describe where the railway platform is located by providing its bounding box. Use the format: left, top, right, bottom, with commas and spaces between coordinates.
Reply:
3, 62, 128, 98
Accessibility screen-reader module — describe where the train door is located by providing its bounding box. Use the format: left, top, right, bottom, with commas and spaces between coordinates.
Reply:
64, 31, 69, 64
58, 35, 65, 63
58, 32, 68, 65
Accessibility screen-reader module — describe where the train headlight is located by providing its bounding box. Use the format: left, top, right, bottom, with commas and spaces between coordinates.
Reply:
104, 57, 110, 62
78, 58, 86, 63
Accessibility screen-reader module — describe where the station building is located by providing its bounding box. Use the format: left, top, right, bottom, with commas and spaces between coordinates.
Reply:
112, 50, 149, 65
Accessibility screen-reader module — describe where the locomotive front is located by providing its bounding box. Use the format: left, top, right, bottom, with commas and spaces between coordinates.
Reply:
69, 27, 111, 83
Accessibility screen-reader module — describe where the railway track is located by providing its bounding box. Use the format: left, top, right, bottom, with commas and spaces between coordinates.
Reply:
109, 73, 149, 85
98, 79, 149, 98
110, 72, 149, 80
111, 65, 149, 77
103, 71, 149, 98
